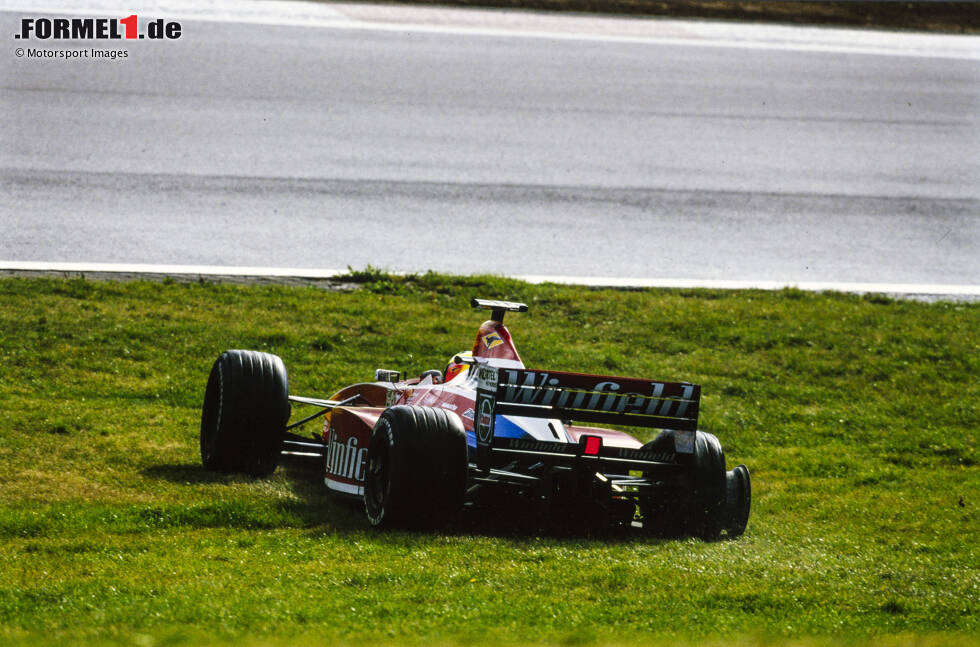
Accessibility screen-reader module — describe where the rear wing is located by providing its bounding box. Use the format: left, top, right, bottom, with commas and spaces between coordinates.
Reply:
474, 365, 700, 471
471, 298, 527, 322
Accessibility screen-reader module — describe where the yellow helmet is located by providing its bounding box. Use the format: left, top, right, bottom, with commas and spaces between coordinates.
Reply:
444, 351, 472, 382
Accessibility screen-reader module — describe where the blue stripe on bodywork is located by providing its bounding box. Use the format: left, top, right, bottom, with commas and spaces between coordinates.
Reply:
466, 415, 529, 449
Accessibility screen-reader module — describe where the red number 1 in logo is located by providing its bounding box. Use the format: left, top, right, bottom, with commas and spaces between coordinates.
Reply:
120, 14, 137, 39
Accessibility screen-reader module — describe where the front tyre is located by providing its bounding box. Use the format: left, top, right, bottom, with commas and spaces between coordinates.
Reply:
200, 349, 289, 477
364, 405, 468, 530
723, 464, 751, 538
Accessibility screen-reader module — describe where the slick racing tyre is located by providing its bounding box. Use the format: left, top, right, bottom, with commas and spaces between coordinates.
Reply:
641, 430, 743, 540
689, 431, 727, 540
723, 463, 751, 538
200, 350, 290, 477
364, 405, 468, 530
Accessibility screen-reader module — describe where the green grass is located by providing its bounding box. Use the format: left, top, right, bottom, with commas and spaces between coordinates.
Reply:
0, 275, 977, 646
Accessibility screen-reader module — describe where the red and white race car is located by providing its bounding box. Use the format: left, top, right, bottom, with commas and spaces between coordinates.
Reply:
200, 298, 750, 538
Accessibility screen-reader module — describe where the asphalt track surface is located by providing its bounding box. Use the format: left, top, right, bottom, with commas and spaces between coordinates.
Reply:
1, 2, 978, 289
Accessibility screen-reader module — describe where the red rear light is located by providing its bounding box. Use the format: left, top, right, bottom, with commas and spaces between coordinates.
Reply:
582, 435, 602, 456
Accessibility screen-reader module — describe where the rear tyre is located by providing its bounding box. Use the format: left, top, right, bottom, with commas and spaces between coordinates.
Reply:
641, 430, 729, 540
689, 431, 727, 540
200, 350, 290, 477
364, 405, 468, 530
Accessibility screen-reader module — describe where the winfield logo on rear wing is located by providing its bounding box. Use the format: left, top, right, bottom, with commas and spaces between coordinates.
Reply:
498, 369, 698, 422
474, 367, 700, 471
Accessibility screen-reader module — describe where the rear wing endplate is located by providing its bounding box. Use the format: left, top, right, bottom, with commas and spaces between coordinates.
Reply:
474, 366, 700, 471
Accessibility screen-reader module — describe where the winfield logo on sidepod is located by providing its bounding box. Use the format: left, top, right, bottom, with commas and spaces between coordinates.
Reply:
325, 429, 368, 483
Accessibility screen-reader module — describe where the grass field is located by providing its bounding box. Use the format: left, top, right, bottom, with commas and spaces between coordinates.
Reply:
0, 274, 977, 646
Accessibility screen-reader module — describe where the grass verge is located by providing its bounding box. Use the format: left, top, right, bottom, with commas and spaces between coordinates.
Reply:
0, 274, 977, 646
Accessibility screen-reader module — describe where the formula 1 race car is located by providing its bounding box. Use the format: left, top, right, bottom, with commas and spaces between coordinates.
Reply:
199, 298, 750, 538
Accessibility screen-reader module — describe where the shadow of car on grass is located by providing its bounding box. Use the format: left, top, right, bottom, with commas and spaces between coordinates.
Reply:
142, 460, 714, 544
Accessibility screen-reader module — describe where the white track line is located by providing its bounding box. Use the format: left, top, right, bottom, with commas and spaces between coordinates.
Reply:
2, 261, 977, 297
0, 261, 351, 279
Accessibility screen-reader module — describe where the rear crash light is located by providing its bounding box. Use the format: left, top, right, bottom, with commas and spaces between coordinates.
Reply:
581, 435, 602, 456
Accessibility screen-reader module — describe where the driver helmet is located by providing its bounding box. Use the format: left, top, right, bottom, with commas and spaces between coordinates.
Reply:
444, 351, 472, 382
